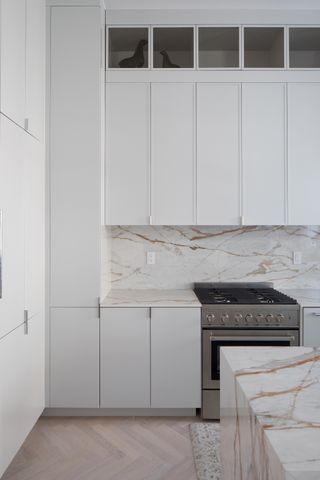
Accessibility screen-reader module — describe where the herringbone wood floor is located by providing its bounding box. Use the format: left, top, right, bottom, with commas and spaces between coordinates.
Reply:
2, 417, 201, 480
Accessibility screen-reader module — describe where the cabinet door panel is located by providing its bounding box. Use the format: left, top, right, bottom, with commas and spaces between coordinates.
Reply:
197, 83, 240, 225
242, 83, 286, 225
100, 308, 150, 408
303, 308, 320, 347
288, 83, 320, 225
0, 314, 44, 477
0, 0, 26, 127
50, 308, 99, 408
106, 83, 150, 225
25, 0, 45, 139
0, 115, 25, 339
151, 83, 195, 225
50, 7, 101, 306
151, 308, 201, 408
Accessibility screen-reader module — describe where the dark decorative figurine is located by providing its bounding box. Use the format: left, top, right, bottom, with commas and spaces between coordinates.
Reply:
160, 49, 180, 68
119, 39, 148, 68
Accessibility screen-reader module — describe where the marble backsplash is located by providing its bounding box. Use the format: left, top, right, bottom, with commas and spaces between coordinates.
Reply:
106, 225, 320, 290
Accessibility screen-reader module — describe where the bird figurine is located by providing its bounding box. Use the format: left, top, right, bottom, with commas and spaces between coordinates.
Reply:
160, 49, 180, 68
119, 39, 148, 68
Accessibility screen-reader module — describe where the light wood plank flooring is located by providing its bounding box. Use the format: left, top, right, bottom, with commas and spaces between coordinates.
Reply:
2, 417, 200, 480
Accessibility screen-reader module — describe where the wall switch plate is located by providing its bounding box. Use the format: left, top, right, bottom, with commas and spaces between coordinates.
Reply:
293, 251, 302, 265
147, 252, 156, 265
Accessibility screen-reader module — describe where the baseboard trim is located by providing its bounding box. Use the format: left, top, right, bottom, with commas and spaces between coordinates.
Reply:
43, 408, 197, 417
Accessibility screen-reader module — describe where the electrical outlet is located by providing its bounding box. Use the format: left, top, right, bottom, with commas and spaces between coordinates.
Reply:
147, 252, 156, 265
293, 251, 302, 265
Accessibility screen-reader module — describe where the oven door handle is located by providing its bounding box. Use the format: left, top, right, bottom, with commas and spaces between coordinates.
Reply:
209, 335, 296, 343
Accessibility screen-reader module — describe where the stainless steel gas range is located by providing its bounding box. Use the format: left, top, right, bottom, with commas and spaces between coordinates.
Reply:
194, 282, 300, 419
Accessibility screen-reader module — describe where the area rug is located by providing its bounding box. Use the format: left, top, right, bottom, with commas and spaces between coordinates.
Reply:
189, 422, 221, 480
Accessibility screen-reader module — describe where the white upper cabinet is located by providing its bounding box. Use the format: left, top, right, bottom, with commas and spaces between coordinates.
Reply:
197, 83, 240, 225
106, 83, 150, 224
0, 0, 45, 138
151, 83, 195, 225
242, 83, 286, 225
288, 83, 320, 225
0, 0, 26, 128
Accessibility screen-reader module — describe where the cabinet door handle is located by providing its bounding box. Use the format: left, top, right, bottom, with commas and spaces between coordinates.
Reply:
24, 310, 29, 335
312, 312, 320, 316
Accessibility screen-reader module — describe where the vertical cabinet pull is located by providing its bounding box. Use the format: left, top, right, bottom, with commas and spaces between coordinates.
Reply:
24, 310, 29, 335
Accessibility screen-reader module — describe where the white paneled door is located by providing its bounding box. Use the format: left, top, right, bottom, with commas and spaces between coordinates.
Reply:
100, 308, 150, 408
106, 83, 150, 225
242, 83, 286, 225
288, 83, 320, 225
197, 83, 240, 225
151, 83, 195, 225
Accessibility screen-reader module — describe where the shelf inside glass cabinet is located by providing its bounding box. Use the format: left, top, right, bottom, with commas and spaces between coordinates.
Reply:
244, 27, 284, 68
289, 28, 320, 68
198, 27, 239, 68
153, 27, 194, 69
108, 27, 149, 69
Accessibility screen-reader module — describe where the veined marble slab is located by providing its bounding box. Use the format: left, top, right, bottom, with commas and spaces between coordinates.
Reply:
221, 347, 320, 480
280, 289, 320, 308
100, 289, 201, 307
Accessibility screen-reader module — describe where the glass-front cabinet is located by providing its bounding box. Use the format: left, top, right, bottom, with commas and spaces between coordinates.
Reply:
108, 27, 149, 68
289, 27, 320, 68
198, 27, 240, 68
153, 27, 194, 69
106, 25, 320, 70
244, 27, 285, 68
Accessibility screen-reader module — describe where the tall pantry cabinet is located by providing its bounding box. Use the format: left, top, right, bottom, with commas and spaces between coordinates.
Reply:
48, 4, 103, 407
0, 0, 46, 476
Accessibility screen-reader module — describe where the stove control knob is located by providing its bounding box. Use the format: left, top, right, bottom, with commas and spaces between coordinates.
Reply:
221, 314, 229, 325
206, 314, 214, 323
234, 314, 243, 324
256, 314, 264, 324
276, 314, 284, 324
266, 314, 274, 324
245, 314, 253, 323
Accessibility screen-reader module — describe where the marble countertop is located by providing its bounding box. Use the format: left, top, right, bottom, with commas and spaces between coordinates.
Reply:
280, 288, 320, 308
100, 289, 201, 307
221, 347, 320, 479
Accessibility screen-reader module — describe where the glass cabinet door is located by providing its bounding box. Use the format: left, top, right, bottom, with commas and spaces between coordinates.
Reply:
198, 27, 239, 68
289, 27, 320, 68
153, 27, 194, 68
244, 27, 284, 68
108, 27, 149, 69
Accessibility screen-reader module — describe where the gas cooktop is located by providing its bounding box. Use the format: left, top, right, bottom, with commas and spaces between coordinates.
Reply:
194, 282, 297, 305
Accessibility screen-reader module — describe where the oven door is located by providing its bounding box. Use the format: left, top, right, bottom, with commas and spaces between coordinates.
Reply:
202, 328, 299, 389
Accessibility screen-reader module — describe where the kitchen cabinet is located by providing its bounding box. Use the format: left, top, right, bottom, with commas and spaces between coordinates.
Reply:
0, 0, 26, 128
288, 83, 320, 225
100, 308, 150, 408
0, 313, 44, 477
242, 83, 286, 225
243, 27, 284, 69
151, 83, 195, 225
198, 27, 240, 69
303, 308, 320, 347
151, 308, 201, 408
289, 28, 320, 68
153, 27, 194, 69
197, 83, 240, 225
0, 115, 25, 339
108, 27, 149, 69
106, 83, 150, 225
50, 308, 99, 408
0, 0, 45, 138
50, 6, 101, 307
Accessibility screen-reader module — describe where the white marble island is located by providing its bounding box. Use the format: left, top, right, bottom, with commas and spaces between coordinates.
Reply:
221, 347, 320, 480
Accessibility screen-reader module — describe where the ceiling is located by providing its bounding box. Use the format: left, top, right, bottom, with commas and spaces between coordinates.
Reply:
105, 0, 320, 10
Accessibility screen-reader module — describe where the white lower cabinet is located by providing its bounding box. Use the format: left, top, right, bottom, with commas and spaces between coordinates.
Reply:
100, 307, 201, 410
303, 308, 320, 347
100, 308, 150, 408
0, 313, 44, 477
50, 308, 99, 408
151, 308, 201, 408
